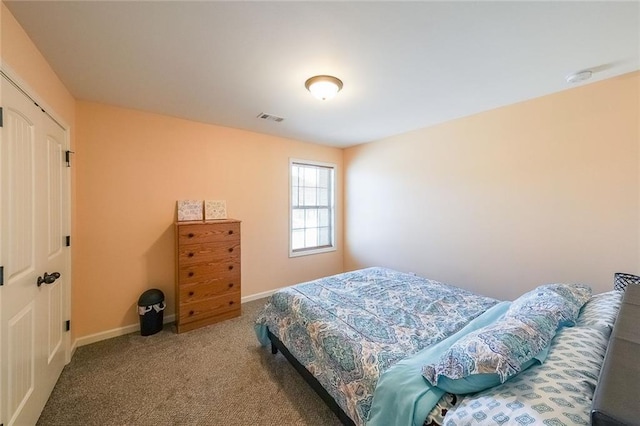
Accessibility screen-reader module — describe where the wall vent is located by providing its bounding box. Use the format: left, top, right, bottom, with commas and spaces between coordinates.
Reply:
257, 112, 285, 123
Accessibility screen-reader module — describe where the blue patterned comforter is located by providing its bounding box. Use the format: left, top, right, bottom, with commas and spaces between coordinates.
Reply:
254, 267, 499, 425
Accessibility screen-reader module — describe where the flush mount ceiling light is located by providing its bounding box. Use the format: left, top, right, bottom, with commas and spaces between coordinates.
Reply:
565, 70, 593, 84
305, 75, 343, 101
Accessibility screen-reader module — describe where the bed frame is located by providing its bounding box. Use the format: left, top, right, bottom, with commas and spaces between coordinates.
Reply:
268, 330, 355, 426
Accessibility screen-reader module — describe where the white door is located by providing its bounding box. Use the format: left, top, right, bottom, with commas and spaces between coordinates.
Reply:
0, 74, 70, 426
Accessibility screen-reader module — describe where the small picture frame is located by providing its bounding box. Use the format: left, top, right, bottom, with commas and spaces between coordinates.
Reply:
177, 200, 203, 221
205, 200, 227, 220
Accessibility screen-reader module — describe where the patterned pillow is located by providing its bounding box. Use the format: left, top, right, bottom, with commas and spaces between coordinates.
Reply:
576, 291, 622, 335
507, 284, 592, 327
422, 284, 591, 394
442, 326, 609, 426
613, 272, 640, 292
422, 316, 551, 394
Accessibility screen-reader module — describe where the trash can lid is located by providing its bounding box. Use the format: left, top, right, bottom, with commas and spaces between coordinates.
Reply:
138, 289, 164, 306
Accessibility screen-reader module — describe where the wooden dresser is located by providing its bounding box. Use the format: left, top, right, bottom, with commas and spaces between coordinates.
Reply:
174, 219, 241, 333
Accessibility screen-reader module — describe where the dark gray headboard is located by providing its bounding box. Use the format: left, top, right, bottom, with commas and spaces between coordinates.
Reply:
591, 284, 640, 425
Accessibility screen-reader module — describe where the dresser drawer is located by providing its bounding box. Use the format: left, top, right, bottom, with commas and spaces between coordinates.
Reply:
179, 291, 240, 324
179, 279, 239, 303
177, 240, 240, 265
177, 222, 240, 245
177, 259, 240, 283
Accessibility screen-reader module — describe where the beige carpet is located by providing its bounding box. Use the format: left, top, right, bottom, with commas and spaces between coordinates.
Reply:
37, 299, 343, 426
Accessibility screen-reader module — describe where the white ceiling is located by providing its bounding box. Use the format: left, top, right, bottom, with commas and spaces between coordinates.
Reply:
5, 1, 640, 148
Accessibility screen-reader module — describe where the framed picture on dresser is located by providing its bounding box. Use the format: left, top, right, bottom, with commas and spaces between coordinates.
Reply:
205, 200, 227, 220
177, 200, 203, 221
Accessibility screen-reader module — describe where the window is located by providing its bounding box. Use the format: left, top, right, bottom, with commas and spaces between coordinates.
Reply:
289, 159, 336, 257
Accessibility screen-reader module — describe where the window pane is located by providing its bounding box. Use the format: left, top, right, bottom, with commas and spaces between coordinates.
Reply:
292, 230, 305, 250
318, 188, 328, 206
305, 228, 318, 247
318, 169, 329, 188
318, 227, 330, 246
318, 208, 329, 227
304, 167, 317, 187
305, 209, 318, 228
303, 187, 317, 206
298, 187, 304, 204
292, 209, 305, 229
292, 185, 300, 207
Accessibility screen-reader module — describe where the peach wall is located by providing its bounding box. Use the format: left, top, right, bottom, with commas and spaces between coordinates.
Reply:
1, 3, 74, 124
75, 102, 343, 337
344, 72, 640, 300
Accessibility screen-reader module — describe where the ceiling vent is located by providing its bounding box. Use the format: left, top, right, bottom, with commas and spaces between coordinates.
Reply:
257, 112, 285, 123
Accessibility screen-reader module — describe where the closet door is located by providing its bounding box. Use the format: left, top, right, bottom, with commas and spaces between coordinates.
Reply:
0, 75, 70, 426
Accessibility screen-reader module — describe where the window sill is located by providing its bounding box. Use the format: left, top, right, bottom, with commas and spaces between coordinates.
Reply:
289, 246, 336, 258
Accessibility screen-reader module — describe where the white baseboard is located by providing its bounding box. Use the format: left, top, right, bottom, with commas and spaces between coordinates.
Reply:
241, 289, 277, 303
71, 291, 278, 350
73, 314, 176, 349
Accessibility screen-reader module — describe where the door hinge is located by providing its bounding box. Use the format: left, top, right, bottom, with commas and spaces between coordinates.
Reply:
66, 236, 71, 247
0, 106, 3, 127
65, 320, 70, 332
65, 150, 75, 167
0, 265, 4, 286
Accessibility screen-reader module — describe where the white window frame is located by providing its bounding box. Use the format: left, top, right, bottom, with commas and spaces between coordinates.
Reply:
289, 158, 336, 257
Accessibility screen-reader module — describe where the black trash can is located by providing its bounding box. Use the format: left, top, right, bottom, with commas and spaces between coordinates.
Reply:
137, 289, 165, 336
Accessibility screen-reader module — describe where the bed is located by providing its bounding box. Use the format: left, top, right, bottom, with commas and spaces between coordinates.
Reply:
254, 267, 633, 426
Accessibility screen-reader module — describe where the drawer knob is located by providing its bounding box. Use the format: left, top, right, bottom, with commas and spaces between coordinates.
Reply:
188, 233, 194, 238
228, 283, 234, 288
228, 248, 233, 253
228, 265, 234, 270
188, 291, 194, 296
229, 301, 234, 305
228, 230, 234, 235
188, 252, 194, 257
188, 272, 194, 277
189, 310, 194, 316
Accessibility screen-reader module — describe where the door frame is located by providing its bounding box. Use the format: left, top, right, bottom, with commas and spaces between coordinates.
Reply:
0, 63, 72, 365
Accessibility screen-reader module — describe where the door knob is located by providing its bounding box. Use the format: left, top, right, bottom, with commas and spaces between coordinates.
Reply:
37, 272, 61, 287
